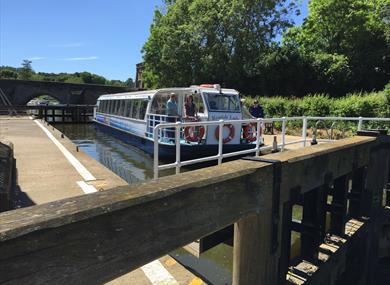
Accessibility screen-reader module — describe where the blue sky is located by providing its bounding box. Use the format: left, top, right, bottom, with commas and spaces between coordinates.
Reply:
0, 0, 308, 81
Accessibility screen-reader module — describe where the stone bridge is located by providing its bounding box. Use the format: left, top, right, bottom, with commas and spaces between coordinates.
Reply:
0, 79, 135, 105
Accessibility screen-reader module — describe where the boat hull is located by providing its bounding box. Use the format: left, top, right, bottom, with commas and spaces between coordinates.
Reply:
94, 122, 257, 161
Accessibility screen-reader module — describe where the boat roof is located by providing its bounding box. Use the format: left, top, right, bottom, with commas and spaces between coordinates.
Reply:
97, 86, 239, 100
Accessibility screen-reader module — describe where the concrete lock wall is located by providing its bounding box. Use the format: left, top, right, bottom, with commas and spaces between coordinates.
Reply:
0, 141, 14, 212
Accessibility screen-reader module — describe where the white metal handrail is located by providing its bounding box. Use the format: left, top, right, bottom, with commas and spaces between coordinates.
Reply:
153, 116, 390, 178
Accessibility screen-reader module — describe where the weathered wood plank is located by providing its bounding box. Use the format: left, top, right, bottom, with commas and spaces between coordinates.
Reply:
0, 161, 273, 284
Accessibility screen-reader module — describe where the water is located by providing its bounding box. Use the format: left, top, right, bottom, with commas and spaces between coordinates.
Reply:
55, 123, 166, 184
56, 123, 232, 284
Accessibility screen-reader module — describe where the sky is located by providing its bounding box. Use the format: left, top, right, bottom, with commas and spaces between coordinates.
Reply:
0, 0, 308, 81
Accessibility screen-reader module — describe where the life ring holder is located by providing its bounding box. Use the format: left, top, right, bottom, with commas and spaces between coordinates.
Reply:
215, 124, 235, 144
243, 123, 258, 142
183, 118, 205, 142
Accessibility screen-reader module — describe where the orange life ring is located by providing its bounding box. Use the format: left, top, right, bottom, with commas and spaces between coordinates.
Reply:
243, 123, 258, 142
184, 125, 205, 142
215, 124, 235, 144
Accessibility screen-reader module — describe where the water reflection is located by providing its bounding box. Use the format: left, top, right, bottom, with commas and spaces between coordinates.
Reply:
55, 124, 164, 184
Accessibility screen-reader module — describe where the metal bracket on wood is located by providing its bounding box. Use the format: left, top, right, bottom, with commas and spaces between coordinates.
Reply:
242, 156, 282, 253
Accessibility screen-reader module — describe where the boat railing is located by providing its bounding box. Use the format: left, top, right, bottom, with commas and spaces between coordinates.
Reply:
152, 116, 390, 178
146, 114, 180, 140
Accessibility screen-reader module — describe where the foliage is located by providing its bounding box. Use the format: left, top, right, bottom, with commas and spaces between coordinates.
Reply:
142, 0, 299, 92
0, 63, 134, 87
284, 0, 390, 95
142, 0, 390, 97
244, 88, 389, 119
19, 60, 33, 80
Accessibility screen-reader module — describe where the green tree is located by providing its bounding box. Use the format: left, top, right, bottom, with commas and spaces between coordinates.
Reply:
125, 77, 134, 88
142, 0, 299, 92
284, 0, 390, 95
19, 59, 33, 80
0, 67, 18, 79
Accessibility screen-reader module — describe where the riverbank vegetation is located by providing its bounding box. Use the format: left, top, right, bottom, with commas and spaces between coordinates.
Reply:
142, 0, 389, 98
244, 83, 390, 119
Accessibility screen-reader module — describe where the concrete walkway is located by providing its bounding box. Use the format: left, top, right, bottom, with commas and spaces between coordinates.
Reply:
0, 117, 206, 285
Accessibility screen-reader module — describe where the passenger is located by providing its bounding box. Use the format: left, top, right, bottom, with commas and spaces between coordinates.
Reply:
166, 93, 179, 117
184, 95, 197, 118
166, 93, 178, 139
249, 100, 264, 118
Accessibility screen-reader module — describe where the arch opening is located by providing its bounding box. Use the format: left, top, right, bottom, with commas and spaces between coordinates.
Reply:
26, 94, 61, 106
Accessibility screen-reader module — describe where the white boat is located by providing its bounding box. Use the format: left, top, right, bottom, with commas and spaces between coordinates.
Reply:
93, 84, 259, 159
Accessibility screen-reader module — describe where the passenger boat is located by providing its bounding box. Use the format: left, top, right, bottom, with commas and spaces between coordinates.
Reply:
93, 84, 260, 159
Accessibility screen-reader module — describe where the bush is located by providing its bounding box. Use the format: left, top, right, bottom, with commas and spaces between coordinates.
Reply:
244, 88, 388, 119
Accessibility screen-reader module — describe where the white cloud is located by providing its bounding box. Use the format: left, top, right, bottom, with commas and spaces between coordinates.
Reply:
49, 43, 84, 48
59, 56, 99, 61
28, 56, 46, 61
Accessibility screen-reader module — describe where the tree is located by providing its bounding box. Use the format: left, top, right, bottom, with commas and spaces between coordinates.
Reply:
0, 67, 18, 79
142, 0, 299, 93
19, 59, 33, 80
284, 0, 390, 95
125, 77, 134, 87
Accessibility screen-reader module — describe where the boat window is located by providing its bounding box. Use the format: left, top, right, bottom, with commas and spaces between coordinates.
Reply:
110, 100, 116, 114
99, 101, 104, 113
106, 101, 112, 114
116, 100, 121, 115
132, 100, 140, 118
124, 100, 132, 117
118, 100, 126, 116
190, 93, 204, 114
204, 93, 240, 112
139, 100, 148, 120
150, 94, 170, 115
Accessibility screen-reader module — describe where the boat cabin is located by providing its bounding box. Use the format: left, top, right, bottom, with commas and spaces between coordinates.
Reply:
95, 84, 244, 145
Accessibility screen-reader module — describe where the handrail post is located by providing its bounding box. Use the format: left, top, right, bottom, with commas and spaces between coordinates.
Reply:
153, 126, 160, 179
281, 117, 286, 152
255, 118, 262, 156
302, 116, 307, 147
175, 122, 181, 174
218, 120, 224, 165
358, 116, 363, 131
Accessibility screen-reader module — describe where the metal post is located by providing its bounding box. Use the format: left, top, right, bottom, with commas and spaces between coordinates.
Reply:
302, 116, 307, 147
358, 116, 363, 131
175, 122, 181, 174
281, 117, 286, 152
218, 120, 224, 165
255, 118, 262, 156
153, 126, 160, 179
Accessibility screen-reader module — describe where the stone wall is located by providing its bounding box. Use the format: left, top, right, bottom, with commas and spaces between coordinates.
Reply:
0, 140, 14, 211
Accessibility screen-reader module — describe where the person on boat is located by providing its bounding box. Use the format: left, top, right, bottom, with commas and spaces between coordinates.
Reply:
166, 93, 179, 118
184, 95, 197, 118
249, 100, 264, 118
166, 93, 179, 139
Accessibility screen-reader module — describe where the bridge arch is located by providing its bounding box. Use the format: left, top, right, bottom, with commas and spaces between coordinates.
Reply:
23, 92, 64, 105
0, 79, 135, 106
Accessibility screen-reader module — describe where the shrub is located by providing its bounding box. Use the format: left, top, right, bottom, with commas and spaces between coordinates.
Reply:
244, 88, 388, 119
